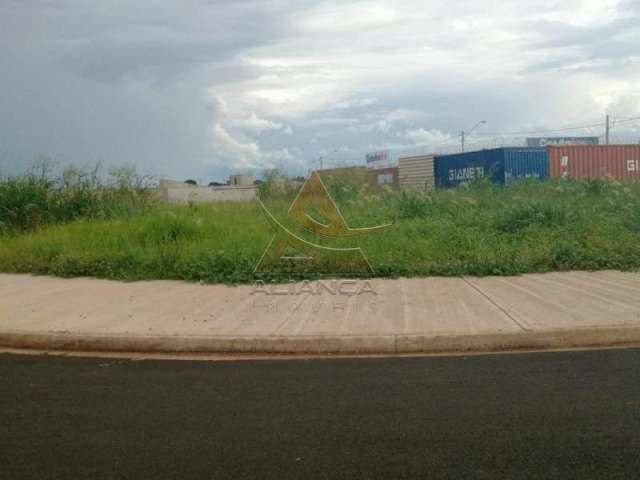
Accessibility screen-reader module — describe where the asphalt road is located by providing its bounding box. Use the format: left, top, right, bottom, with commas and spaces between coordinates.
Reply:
2, 349, 640, 480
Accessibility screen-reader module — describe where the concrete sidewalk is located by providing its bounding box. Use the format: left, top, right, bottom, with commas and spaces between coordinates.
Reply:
1, 271, 640, 355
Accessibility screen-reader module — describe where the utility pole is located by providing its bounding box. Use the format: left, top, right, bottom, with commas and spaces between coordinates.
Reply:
605, 114, 610, 145
316, 149, 337, 172
461, 121, 486, 153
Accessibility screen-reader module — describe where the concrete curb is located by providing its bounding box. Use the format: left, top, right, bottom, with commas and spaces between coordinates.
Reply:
2, 326, 640, 355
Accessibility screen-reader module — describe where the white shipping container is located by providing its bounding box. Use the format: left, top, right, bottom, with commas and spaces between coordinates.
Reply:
398, 155, 435, 190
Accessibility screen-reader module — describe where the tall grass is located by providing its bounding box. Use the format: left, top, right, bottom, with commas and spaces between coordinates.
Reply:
0, 166, 155, 234
2, 171, 640, 283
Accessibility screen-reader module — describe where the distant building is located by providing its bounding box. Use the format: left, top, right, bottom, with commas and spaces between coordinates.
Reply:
319, 165, 367, 177
317, 164, 398, 190
158, 178, 257, 203
229, 174, 254, 187
368, 166, 399, 188
317, 166, 368, 188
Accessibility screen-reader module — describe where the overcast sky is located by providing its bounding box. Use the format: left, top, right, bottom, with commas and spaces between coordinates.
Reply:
1, 0, 639, 182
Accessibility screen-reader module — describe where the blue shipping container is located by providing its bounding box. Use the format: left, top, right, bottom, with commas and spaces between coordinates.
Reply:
434, 147, 548, 188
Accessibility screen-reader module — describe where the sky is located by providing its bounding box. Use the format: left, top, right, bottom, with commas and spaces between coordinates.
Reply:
1, 0, 639, 183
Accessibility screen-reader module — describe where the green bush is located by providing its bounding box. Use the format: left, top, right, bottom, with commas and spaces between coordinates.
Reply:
320, 168, 369, 205
2, 172, 640, 283
396, 190, 434, 219
136, 212, 201, 246
0, 171, 154, 234
498, 201, 573, 233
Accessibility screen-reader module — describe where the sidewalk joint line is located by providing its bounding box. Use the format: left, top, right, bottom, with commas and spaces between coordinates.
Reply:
462, 277, 531, 332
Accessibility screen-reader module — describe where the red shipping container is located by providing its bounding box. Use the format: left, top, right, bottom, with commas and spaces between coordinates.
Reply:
549, 145, 640, 180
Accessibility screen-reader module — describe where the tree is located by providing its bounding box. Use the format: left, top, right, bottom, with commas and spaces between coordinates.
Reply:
28, 156, 57, 183
109, 163, 155, 189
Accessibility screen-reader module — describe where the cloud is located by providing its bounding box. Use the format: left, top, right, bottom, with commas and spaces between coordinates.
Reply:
228, 112, 285, 133
406, 128, 456, 148
0, 0, 639, 180
209, 123, 260, 168
206, 94, 295, 169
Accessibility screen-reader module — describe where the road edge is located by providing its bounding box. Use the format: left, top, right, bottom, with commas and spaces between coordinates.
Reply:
1, 326, 640, 355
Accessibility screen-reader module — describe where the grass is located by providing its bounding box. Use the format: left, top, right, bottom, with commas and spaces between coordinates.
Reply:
1, 174, 640, 284
0, 169, 154, 235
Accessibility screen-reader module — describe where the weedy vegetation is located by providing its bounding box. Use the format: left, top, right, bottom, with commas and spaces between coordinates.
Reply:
1, 164, 640, 283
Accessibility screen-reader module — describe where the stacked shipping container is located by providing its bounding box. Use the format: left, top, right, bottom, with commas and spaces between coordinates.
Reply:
398, 155, 435, 190
389, 145, 640, 190
548, 145, 640, 180
434, 148, 548, 188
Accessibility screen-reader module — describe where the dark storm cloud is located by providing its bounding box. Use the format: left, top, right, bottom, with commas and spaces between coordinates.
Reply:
5, 0, 297, 83
0, 0, 638, 180
0, 0, 298, 177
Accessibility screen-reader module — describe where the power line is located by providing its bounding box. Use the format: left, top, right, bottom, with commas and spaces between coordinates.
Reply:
466, 115, 640, 141
479, 121, 605, 137
613, 116, 640, 126
365, 114, 640, 160
400, 115, 639, 152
